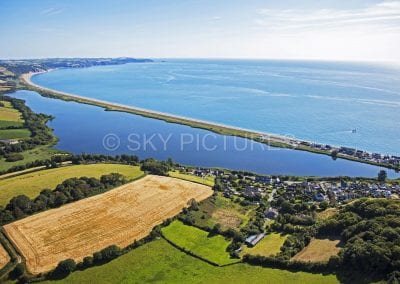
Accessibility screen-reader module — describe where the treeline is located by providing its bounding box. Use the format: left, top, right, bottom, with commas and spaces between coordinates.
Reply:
0, 96, 54, 157
0, 154, 140, 175
71, 153, 139, 165
243, 254, 338, 273
0, 173, 126, 225
50, 245, 123, 279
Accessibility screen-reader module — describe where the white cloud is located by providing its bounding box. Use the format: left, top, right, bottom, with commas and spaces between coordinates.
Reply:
40, 7, 63, 16
256, 1, 400, 33
249, 1, 400, 62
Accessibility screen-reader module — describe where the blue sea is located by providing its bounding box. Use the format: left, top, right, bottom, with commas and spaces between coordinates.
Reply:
32, 59, 400, 156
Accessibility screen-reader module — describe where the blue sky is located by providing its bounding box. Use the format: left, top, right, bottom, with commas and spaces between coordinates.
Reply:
1, 0, 399, 61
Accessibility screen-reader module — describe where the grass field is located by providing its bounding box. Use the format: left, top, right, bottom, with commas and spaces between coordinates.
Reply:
44, 238, 338, 284
0, 101, 23, 122
190, 193, 254, 230
0, 243, 10, 269
291, 238, 341, 262
0, 146, 60, 172
161, 220, 239, 266
0, 128, 31, 139
0, 164, 144, 206
4, 175, 212, 274
243, 233, 287, 257
169, 170, 215, 186
0, 120, 24, 129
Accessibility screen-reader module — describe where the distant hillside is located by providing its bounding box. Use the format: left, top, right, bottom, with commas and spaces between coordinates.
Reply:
0, 57, 153, 76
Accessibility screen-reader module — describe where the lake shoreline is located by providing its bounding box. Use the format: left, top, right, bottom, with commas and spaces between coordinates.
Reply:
19, 71, 400, 173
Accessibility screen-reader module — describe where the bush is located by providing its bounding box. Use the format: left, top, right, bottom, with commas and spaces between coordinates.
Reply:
99, 245, 122, 261
52, 259, 76, 278
140, 159, 170, 175
10, 263, 25, 279
82, 256, 93, 268
5, 153, 24, 162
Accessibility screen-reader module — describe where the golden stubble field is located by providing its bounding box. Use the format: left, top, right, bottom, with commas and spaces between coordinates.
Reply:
0, 243, 10, 269
291, 238, 341, 262
3, 175, 213, 274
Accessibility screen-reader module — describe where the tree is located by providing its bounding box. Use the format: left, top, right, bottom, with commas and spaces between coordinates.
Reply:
82, 256, 93, 268
93, 251, 103, 263
11, 263, 25, 279
319, 201, 329, 210
187, 198, 199, 211
53, 259, 76, 278
140, 159, 170, 175
378, 170, 387, 182
331, 150, 338, 160
5, 153, 24, 162
211, 223, 222, 235
100, 245, 121, 261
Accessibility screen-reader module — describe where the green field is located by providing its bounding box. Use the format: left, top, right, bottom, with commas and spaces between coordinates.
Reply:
161, 220, 239, 266
0, 120, 24, 129
190, 193, 254, 230
0, 101, 23, 122
43, 238, 338, 284
0, 128, 30, 139
0, 164, 144, 205
0, 146, 60, 172
243, 233, 288, 257
169, 170, 215, 186
0, 100, 30, 140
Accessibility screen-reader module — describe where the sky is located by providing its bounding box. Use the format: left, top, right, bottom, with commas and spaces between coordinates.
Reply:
0, 0, 400, 62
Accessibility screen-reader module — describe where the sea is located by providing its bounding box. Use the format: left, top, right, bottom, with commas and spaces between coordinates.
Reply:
31, 59, 400, 156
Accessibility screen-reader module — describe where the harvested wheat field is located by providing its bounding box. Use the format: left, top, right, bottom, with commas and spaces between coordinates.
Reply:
4, 175, 213, 274
0, 243, 10, 269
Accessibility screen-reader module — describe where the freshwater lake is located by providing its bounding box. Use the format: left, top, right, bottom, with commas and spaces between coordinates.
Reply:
11, 90, 399, 178
32, 59, 400, 156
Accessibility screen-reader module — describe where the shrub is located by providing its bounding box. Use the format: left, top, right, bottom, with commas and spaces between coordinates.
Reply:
52, 259, 76, 278
5, 153, 24, 162
140, 159, 170, 175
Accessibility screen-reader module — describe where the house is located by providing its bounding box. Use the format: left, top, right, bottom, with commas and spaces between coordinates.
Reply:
0, 139, 19, 145
340, 147, 356, 155
264, 208, 279, 219
245, 233, 265, 247
255, 176, 272, 184
314, 193, 326, 202
243, 186, 262, 199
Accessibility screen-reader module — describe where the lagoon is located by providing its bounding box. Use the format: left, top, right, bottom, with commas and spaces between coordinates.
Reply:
11, 90, 399, 178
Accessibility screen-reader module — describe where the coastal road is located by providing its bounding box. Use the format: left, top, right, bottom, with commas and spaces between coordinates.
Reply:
268, 187, 277, 202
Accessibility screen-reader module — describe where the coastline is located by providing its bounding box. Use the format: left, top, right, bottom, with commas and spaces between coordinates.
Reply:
19, 71, 400, 173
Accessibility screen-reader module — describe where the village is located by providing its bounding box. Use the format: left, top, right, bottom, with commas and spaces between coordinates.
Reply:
176, 166, 400, 249
179, 166, 399, 210
299, 140, 400, 170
